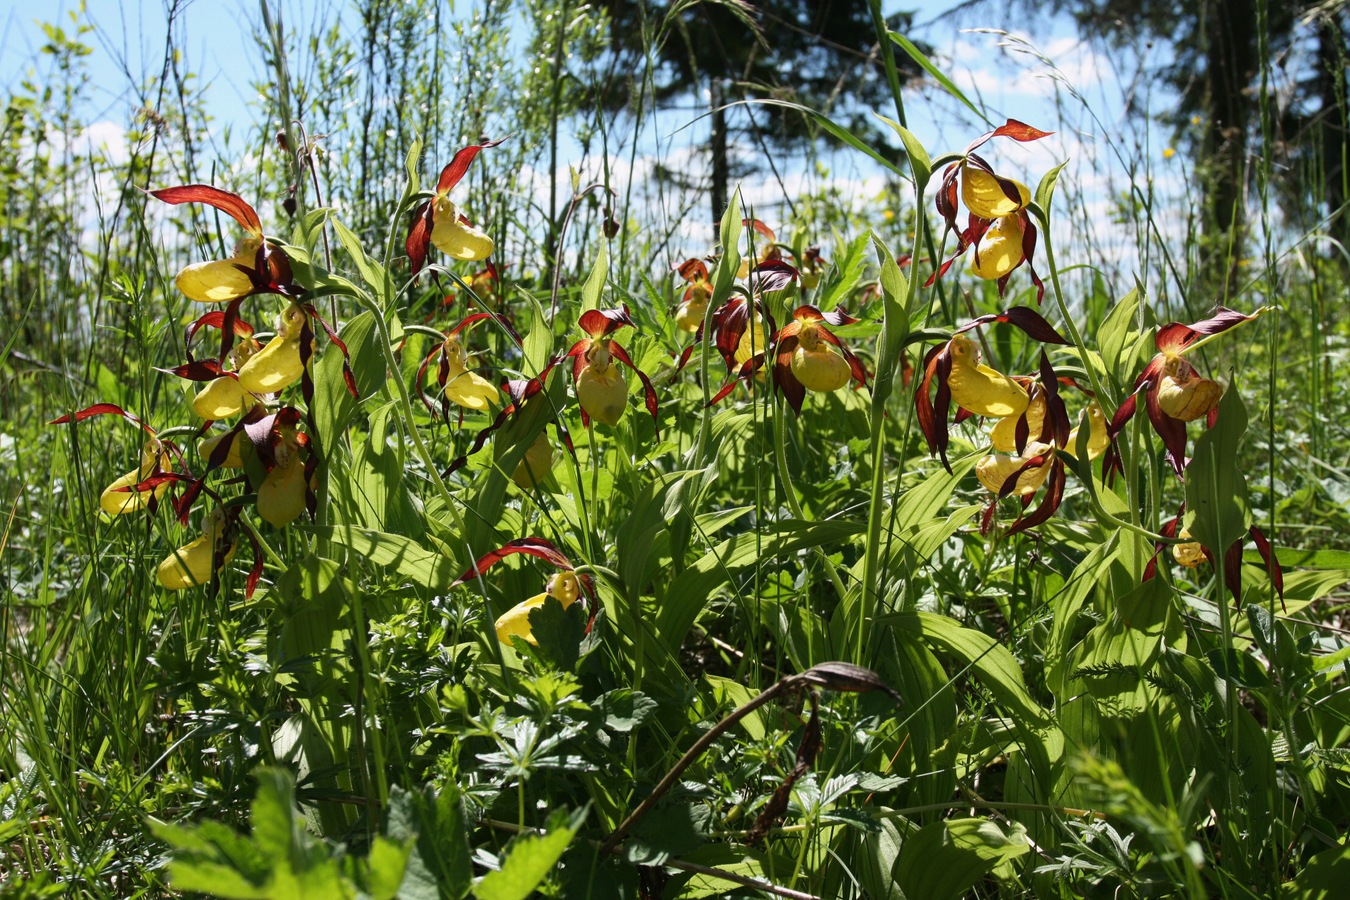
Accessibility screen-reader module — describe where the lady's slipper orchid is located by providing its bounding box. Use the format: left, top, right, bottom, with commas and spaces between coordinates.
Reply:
237, 302, 308, 396
945, 334, 1029, 418
101, 439, 173, 515
416, 313, 503, 422
917, 307, 1069, 472
249, 412, 310, 528
977, 440, 1054, 497
494, 571, 583, 645
748, 305, 866, 414
564, 307, 660, 431
257, 430, 308, 528
673, 258, 714, 333
48, 404, 173, 516
157, 507, 238, 590
157, 309, 261, 421
150, 185, 300, 303
735, 218, 782, 280
512, 432, 555, 490
1148, 505, 1283, 607
1107, 307, 1265, 476
929, 120, 1052, 302
406, 137, 505, 273
452, 538, 595, 647
972, 352, 1075, 536
199, 430, 244, 469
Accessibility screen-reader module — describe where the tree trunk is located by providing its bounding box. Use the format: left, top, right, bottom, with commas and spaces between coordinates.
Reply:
1201, 0, 1257, 298
1316, 14, 1348, 255
710, 77, 729, 243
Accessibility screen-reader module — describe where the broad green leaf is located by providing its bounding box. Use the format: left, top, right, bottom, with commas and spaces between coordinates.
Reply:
473, 814, 576, 900
1096, 286, 1143, 385
876, 114, 932, 187
388, 785, 473, 900
706, 675, 766, 740
894, 818, 1030, 900
658, 520, 864, 651
332, 218, 385, 293
891, 453, 979, 531
1185, 382, 1251, 566
818, 231, 874, 312
302, 525, 454, 589
581, 243, 608, 313
520, 288, 554, 377
1034, 159, 1070, 214
624, 802, 710, 865
311, 311, 385, 462
1285, 840, 1350, 899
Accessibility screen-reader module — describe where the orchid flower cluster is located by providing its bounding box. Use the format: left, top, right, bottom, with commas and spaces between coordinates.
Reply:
55, 139, 505, 594
55, 118, 1280, 644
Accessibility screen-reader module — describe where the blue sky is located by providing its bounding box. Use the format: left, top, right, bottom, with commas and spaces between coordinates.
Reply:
0, 0, 1186, 281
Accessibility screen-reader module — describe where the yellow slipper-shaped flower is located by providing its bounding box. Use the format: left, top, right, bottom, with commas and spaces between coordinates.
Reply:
1172, 528, 1206, 568
577, 347, 628, 426
494, 571, 582, 645
100, 441, 171, 516
969, 215, 1027, 281
976, 441, 1054, 497
946, 334, 1029, 418
512, 432, 555, 489
199, 431, 244, 468
257, 437, 307, 528
442, 336, 500, 411
192, 376, 247, 420
790, 331, 851, 392
990, 391, 1046, 452
236, 303, 306, 395
1066, 401, 1110, 459
675, 291, 709, 333
1157, 367, 1221, 421
430, 197, 494, 261
176, 236, 262, 304
157, 508, 237, 590
961, 169, 1030, 219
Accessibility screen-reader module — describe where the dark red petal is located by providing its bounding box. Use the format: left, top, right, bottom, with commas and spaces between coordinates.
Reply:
157, 361, 226, 382
578, 306, 635, 337
989, 119, 1054, 142
1143, 384, 1189, 477
1249, 525, 1284, 607
434, 136, 508, 194
406, 199, 434, 275
303, 304, 359, 399
709, 356, 766, 406
49, 403, 154, 435
1039, 353, 1071, 448
452, 536, 574, 586
149, 185, 262, 233
1006, 459, 1065, 536
747, 259, 799, 294
676, 258, 709, 283
607, 342, 661, 435
819, 304, 859, 327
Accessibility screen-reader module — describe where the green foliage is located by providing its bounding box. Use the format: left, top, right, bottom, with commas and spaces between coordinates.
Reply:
2, 1, 1349, 898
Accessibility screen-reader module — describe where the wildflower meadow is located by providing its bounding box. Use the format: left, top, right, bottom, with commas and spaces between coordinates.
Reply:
2, 0, 1349, 897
